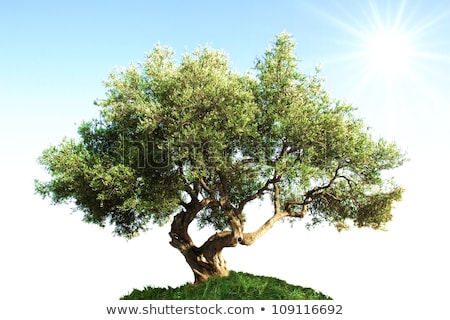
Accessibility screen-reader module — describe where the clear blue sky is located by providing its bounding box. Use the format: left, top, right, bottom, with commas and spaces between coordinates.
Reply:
1, 1, 449, 319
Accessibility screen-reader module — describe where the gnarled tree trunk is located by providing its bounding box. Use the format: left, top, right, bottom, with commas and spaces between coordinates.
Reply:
175, 239, 229, 283
168, 179, 307, 284
168, 200, 242, 284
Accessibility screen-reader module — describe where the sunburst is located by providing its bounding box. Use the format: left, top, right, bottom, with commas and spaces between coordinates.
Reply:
364, 27, 412, 79
304, 0, 450, 139
309, 0, 448, 84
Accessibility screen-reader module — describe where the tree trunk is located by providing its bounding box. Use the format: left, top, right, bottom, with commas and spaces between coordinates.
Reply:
169, 228, 233, 284
168, 202, 238, 284
167, 178, 309, 284
181, 245, 229, 284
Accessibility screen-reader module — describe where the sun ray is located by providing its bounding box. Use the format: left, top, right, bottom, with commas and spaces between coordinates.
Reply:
307, 1, 450, 86
304, 1, 450, 141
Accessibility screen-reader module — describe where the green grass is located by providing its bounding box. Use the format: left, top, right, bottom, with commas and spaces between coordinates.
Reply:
121, 271, 332, 300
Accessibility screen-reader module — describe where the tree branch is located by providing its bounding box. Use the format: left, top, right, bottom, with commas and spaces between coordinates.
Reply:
232, 158, 257, 169
217, 171, 229, 201
169, 199, 202, 253
338, 174, 353, 189
234, 166, 347, 247
284, 166, 350, 216
240, 210, 288, 246
201, 230, 234, 255
237, 175, 281, 213
200, 178, 212, 195
273, 180, 281, 215
183, 184, 198, 202
284, 199, 309, 216
303, 165, 342, 200
193, 179, 201, 195
178, 162, 202, 202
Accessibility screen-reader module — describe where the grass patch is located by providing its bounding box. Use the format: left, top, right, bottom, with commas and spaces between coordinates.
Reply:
121, 271, 332, 300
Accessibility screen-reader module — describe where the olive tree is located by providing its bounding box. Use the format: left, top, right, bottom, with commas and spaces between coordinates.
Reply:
35, 33, 406, 283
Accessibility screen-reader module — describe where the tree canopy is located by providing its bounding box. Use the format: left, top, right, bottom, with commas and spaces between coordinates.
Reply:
35, 33, 406, 282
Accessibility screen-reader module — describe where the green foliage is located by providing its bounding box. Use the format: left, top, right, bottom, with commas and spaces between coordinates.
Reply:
121, 271, 331, 300
35, 32, 406, 238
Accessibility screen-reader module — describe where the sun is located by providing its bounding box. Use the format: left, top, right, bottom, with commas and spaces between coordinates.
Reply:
364, 28, 412, 79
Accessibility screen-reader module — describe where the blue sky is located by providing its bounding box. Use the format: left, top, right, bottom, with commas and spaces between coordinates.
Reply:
1, 1, 450, 319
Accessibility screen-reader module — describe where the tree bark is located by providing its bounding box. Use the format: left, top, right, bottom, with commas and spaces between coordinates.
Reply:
176, 243, 229, 284
181, 231, 232, 283
168, 201, 240, 284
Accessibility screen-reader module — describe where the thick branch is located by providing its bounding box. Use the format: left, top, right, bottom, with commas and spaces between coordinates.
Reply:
217, 172, 229, 201
201, 230, 235, 257
216, 171, 246, 243
273, 181, 281, 215
169, 200, 202, 253
193, 179, 201, 196
183, 183, 198, 202
240, 211, 288, 246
